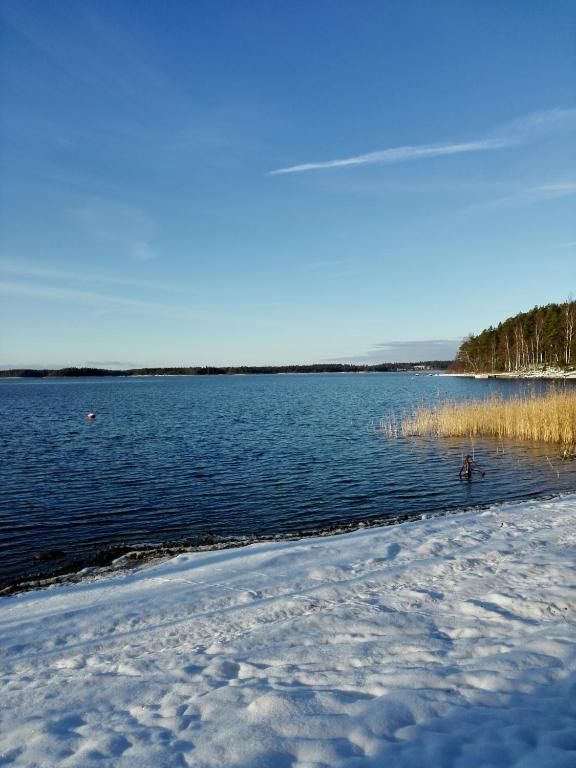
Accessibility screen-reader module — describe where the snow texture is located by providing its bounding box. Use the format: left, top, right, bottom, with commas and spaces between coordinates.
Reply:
1, 495, 576, 767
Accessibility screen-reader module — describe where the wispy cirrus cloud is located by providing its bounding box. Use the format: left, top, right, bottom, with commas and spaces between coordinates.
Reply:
270, 108, 576, 176
486, 182, 576, 208
0, 260, 187, 293
304, 259, 355, 270
75, 201, 159, 262
130, 240, 156, 262
270, 139, 511, 176
0, 280, 196, 320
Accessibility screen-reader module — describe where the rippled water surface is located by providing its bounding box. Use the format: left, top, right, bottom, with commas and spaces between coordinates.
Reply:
1, 373, 575, 586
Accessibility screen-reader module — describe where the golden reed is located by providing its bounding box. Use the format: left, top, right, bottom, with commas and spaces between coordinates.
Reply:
396, 390, 576, 446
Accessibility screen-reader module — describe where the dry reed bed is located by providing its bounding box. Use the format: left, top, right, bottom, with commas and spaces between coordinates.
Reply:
397, 390, 576, 446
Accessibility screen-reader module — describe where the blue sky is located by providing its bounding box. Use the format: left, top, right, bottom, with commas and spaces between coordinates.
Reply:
0, 0, 574, 367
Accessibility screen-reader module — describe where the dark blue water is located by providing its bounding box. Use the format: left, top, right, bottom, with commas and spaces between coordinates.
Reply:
1, 373, 575, 588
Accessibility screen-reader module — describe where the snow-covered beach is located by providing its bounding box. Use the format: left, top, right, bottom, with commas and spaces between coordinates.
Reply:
1, 495, 576, 768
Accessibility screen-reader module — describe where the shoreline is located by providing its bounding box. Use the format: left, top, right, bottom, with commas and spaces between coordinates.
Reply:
2, 492, 575, 766
441, 369, 576, 380
0, 500, 516, 597
3, 488, 574, 598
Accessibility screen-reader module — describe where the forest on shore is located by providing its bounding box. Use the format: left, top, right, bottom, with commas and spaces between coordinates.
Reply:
453, 300, 576, 373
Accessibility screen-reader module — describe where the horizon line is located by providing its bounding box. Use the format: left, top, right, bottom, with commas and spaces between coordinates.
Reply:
0, 360, 454, 373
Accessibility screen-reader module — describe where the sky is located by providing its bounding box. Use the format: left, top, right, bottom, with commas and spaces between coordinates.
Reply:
0, 0, 575, 368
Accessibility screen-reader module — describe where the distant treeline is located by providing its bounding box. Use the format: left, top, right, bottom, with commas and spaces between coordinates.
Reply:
453, 300, 576, 373
1, 361, 452, 378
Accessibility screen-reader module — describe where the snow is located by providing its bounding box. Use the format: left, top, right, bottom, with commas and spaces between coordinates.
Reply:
1, 495, 576, 767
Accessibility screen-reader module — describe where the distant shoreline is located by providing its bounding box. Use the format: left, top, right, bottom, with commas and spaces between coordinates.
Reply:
3, 364, 575, 381
0, 362, 452, 379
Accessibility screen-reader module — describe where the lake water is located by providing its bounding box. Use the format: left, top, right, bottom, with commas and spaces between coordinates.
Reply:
1, 373, 575, 589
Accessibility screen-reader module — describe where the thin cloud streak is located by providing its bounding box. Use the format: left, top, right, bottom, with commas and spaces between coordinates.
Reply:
519, 182, 576, 201
0, 278, 266, 325
0, 261, 190, 293
482, 182, 576, 209
304, 259, 355, 269
270, 108, 576, 175
270, 139, 511, 176
0, 280, 196, 319
500, 107, 576, 140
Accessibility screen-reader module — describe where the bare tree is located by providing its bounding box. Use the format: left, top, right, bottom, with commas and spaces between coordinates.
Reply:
490, 336, 497, 372
514, 320, 527, 370
563, 296, 575, 366
534, 311, 544, 366
504, 332, 512, 372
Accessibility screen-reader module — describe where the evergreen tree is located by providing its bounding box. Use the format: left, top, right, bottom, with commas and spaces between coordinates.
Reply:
453, 300, 576, 372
